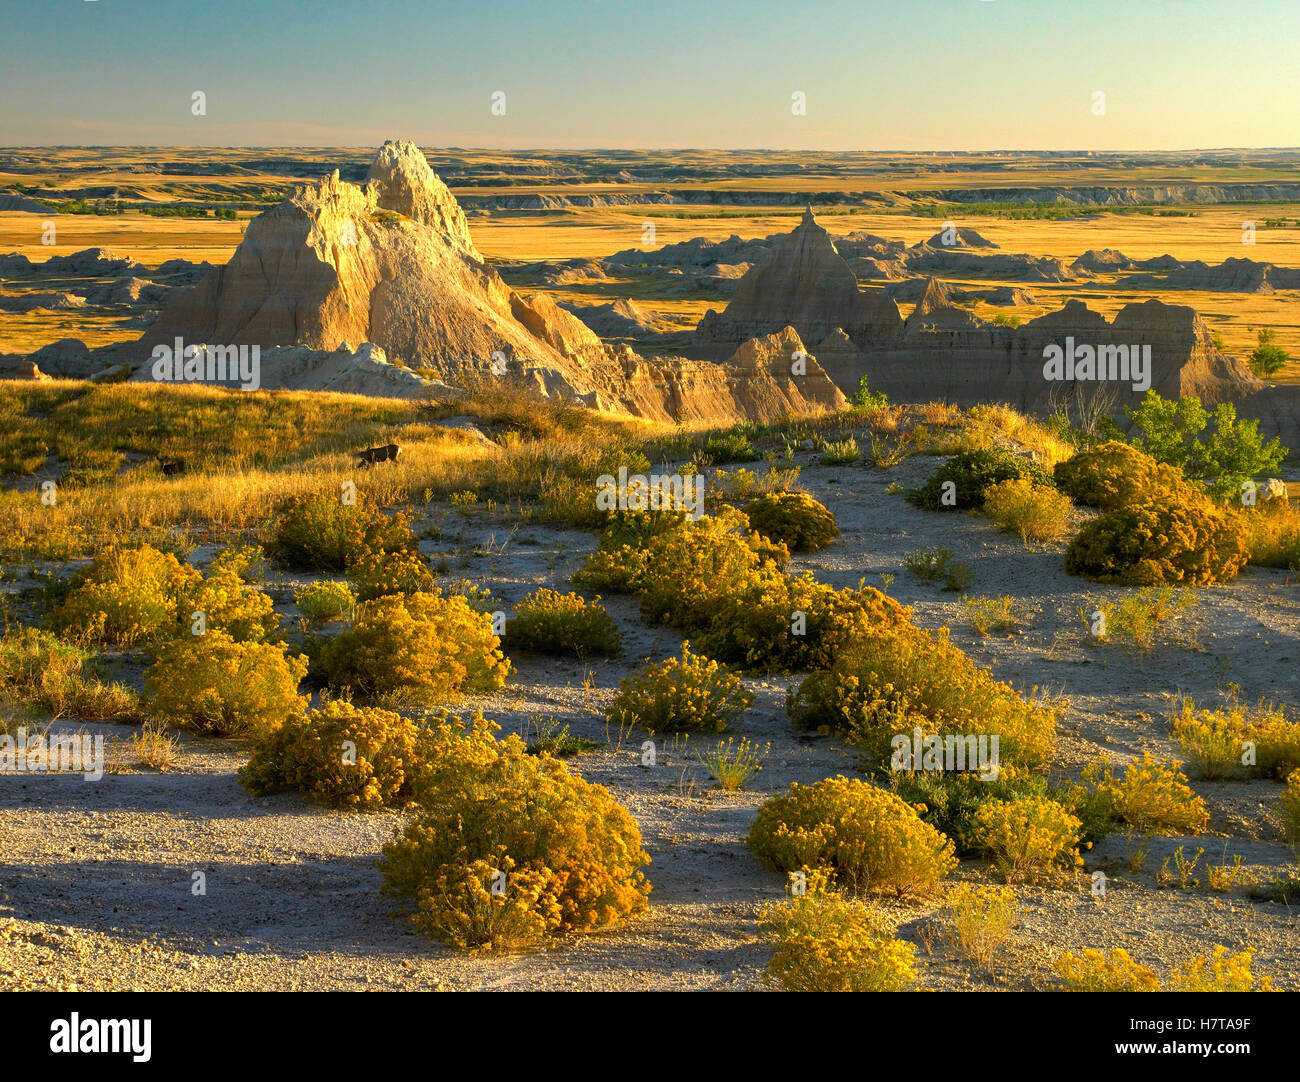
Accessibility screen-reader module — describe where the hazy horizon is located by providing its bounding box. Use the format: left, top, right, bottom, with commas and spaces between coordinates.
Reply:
4, 0, 1299, 151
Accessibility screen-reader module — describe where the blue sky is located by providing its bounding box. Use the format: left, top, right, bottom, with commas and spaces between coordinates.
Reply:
2, 0, 1297, 148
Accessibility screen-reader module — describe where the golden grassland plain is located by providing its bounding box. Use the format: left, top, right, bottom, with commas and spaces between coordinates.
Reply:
2, 147, 1299, 369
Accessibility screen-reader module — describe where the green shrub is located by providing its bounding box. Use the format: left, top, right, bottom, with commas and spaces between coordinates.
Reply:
749, 776, 957, 898
742, 491, 838, 553
904, 546, 972, 591
608, 642, 752, 733
1079, 586, 1199, 649
320, 591, 510, 702
144, 631, 308, 736
503, 589, 621, 657
379, 717, 651, 952
1064, 494, 1249, 585
1125, 391, 1285, 501
908, 447, 1053, 511
1248, 328, 1289, 378
819, 437, 861, 465
703, 429, 758, 463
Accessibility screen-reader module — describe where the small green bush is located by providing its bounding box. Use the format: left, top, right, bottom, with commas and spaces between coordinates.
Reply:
908, 447, 1054, 511
703, 429, 758, 463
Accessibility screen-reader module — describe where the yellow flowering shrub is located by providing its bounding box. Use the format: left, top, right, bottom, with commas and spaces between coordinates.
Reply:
787, 624, 1057, 770
1057, 945, 1270, 991
946, 883, 1019, 966
1053, 441, 1192, 510
181, 567, 280, 643
1055, 948, 1161, 992
51, 544, 201, 647
1278, 770, 1300, 853
502, 589, 622, 657
570, 510, 686, 595
982, 478, 1073, 544
380, 725, 651, 952
608, 642, 752, 733
240, 700, 434, 808
742, 491, 839, 553
1239, 496, 1300, 570
1083, 753, 1209, 835
1170, 946, 1270, 992
698, 573, 912, 674
144, 631, 308, 736
0, 626, 139, 722
759, 875, 918, 991
631, 507, 789, 633
320, 591, 512, 702
344, 547, 435, 601
1064, 494, 1249, 586
267, 492, 420, 571
1172, 694, 1299, 780
207, 543, 266, 581
971, 796, 1083, 882
749, 776, 958, 898
294, 580, 355, 625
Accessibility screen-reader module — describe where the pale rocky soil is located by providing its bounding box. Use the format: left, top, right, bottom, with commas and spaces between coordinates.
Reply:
3, 449, 1299, 992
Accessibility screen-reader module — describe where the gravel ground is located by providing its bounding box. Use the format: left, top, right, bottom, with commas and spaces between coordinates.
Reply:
3, 449, 1298, 991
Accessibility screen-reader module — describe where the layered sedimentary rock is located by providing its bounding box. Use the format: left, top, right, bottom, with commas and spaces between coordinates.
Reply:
688, 211, 1275, 428
615, 327, 846, 424
80, 142, 844, 425
695, 208, 904, 355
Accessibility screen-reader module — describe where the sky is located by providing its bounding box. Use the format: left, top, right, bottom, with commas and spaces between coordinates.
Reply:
1, 0, 1298, 149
